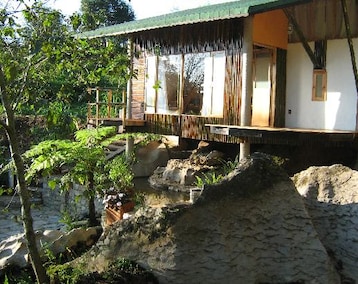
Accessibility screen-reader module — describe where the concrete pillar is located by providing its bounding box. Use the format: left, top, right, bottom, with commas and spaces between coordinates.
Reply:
240, 16, 254, 161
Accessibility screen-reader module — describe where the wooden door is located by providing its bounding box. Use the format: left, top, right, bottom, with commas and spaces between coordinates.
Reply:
251, 48, 273, 127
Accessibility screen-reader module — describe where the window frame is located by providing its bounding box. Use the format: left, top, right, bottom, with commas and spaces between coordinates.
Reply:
145, 51, 226, 117
312, 69, 327, 101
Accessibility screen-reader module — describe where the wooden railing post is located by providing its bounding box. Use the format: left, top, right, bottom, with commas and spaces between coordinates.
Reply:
95, 87, 100, 127
107, 89, 113, 118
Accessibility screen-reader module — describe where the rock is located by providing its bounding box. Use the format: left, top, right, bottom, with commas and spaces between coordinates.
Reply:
148, 141, 226, 190
293, 164, 358, 282
76, 153, 339, 283
0, 227, 102, 274
149, 158, 213, 190
132, 141, 170, 177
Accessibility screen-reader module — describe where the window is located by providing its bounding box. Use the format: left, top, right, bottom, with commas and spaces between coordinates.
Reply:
145, 56, 157, 113
183, 52, 225, 116
145, 51, 225, 116
157, 55, 181, 114
312, 69, 327, 101
145, 55, 181, 114
183, 53, 206, 115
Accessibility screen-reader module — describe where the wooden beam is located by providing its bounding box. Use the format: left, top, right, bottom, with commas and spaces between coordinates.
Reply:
341, 0, 358, 92
283, 8, 318, 67
341, 0, 358, 131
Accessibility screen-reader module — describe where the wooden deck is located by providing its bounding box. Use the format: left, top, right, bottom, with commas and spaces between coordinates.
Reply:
207, 124, 358, 145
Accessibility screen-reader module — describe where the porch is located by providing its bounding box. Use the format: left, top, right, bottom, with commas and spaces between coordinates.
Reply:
207, 124, 358, 145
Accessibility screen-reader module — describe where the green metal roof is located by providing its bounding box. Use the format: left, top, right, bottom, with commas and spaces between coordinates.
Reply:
77, 0, 310, 38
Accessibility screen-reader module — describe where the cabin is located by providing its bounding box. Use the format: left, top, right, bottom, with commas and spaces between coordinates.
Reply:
80, 0, 358, 160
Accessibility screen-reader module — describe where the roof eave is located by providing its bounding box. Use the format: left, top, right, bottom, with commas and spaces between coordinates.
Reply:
76, 0, 311, 39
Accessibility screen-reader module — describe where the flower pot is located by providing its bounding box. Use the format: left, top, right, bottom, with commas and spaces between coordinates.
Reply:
105, 201, 135, 226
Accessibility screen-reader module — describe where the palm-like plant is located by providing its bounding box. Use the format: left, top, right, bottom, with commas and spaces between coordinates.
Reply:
24, 126, 120, 226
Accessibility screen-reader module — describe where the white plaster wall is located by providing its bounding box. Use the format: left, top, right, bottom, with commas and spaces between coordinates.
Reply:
286, 38, 358, 131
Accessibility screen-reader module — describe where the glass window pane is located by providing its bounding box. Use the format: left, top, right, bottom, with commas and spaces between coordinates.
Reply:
312, 69, 327, 101
145, 56, 157, 113
157, 55, 181, 114
183, 53, 207, 114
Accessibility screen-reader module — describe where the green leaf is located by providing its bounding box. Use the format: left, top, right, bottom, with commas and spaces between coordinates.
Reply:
48, 179, 58, 190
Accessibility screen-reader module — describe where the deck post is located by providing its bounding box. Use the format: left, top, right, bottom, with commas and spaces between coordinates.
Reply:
240, 16, 254, 161
126, 38, 135, 161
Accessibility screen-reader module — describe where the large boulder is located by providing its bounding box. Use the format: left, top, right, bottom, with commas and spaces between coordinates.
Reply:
132, 141, 170, 177
0, 227, 102, 274
293, 164, 358, 282
77, 153, 339, 283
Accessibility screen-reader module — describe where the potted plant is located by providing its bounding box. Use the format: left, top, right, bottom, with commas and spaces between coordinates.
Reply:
103, 187, 135, 225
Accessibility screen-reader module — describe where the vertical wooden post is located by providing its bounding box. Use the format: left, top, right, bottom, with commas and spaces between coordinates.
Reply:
126, 38, 134, 161
107, 89, 112, 118
95, 87, 100, 127
341, 0, 358, 130
240, 16, 254, 161
122, 90, 126, 122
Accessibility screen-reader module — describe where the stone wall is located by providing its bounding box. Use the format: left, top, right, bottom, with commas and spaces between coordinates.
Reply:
79, 153, 340, 283
42, 177, 103, 220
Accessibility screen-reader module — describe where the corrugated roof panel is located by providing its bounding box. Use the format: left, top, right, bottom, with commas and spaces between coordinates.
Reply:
77, 0, 310, 38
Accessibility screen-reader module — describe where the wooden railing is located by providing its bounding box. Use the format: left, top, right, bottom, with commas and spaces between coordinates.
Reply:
87, 102, 126, 126
87, 87, 126, 127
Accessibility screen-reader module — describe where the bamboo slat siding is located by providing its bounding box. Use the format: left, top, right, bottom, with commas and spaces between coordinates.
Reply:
224, 50, 242, 125
134, 18, 244, 56
145, 114, 181, 135
131, 56, 146, 120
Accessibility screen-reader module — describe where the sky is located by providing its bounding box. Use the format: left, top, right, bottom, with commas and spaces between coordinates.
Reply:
49, 0, 235, 19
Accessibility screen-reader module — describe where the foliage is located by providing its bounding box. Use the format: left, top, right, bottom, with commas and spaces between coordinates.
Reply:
23, 127, 138, 226
75, 126, 117, 146
0, 1, 134, 281
106, 154, 134, 189
194, 157, 239, 187
46, 258, 158, 284
45, 101, 80, 139
47, 264, 84, 284
80, 0, 135, 30
1, 267, 35, 284
195, 172, 224, 187
59, 210, 77, 231
1, 0, 134, 129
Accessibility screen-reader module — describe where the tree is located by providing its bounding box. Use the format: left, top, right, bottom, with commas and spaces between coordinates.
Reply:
0, 2, 50, 283
0, 1, 135, 280
24, 127, 134, 227
12, 1, 132, 139
80, 0, 135, 30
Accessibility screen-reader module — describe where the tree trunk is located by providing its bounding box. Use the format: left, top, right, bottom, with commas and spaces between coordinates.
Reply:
87, 172, 98, 226
0, 67, 48, 283
5, 116, 49, 283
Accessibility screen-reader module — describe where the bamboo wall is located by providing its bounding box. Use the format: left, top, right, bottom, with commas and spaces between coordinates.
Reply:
131, 56, 145, 120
